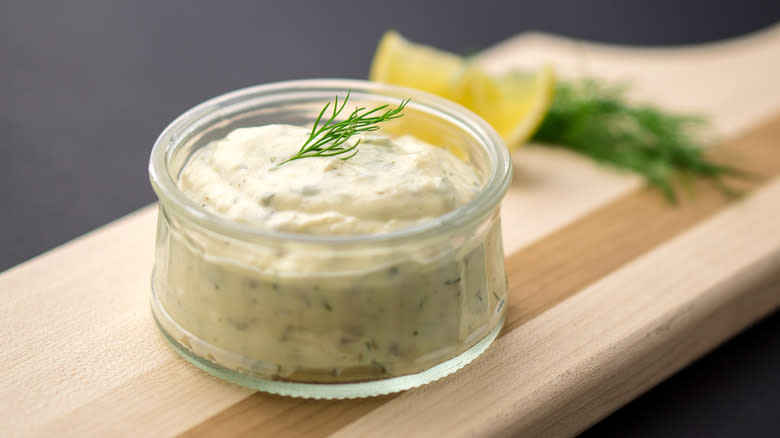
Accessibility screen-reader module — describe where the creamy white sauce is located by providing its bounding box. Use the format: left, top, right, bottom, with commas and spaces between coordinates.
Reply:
157, 124, 507, 383
179, 124, 481, 235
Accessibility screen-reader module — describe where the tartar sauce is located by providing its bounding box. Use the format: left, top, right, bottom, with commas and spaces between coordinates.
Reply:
179, 124, 482, 234
159, 125, 506, 383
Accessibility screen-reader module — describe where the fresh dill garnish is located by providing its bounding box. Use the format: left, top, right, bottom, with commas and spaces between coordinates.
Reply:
278, 91, 409, 166
532, 78, 743, 202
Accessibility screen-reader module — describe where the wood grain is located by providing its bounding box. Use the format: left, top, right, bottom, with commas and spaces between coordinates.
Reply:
2, 26, 780, 438
183, 114, 780, 437
182, 394, 394, 438
479, 23, 780, 139
503, 112, 780, 333
337, 178, 780, 437
491, 23, 780, 254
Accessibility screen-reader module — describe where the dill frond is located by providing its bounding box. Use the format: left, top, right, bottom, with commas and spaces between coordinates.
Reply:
278, 91, 409, 166
532, 78, 742, 202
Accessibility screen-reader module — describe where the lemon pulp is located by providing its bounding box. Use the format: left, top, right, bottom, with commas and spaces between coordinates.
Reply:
369, 30, 555, 149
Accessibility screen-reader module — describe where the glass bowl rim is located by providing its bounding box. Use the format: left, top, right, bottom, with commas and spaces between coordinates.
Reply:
148, 78, 511, 246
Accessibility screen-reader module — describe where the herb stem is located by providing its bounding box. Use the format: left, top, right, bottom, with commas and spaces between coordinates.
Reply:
278, 91, 409, 166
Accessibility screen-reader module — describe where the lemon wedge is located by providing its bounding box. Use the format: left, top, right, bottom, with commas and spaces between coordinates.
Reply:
369, 30, 465, 101
369, 30, 555, 149
468, 66, 556, 147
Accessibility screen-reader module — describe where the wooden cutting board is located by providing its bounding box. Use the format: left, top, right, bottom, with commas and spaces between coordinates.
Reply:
3, 25, 780, 438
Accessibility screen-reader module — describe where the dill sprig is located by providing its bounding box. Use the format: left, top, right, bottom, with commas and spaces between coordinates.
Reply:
278, 91, 409, 166
532, 78, 743, 202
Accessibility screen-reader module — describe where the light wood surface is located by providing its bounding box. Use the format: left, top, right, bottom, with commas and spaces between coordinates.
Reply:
2, 24, 779, 437
183, 114, 780, 438
338, 178, 780, 438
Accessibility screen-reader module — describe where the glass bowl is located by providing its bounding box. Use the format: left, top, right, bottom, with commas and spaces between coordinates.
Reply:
148, 79, 511, 398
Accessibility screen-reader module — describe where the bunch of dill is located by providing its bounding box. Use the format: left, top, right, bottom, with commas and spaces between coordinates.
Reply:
531, 78, 742, 202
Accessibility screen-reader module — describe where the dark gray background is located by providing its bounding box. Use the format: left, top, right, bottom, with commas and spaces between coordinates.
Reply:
2, 1, 779, 436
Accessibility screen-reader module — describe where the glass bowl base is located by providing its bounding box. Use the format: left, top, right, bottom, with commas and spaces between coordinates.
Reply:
151, 286, 503, 399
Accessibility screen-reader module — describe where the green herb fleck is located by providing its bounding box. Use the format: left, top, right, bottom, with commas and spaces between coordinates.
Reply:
444, 277, 461, 286
371, 360, 387, 373
228, 318, 248, 331
389, 343, 400, 356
